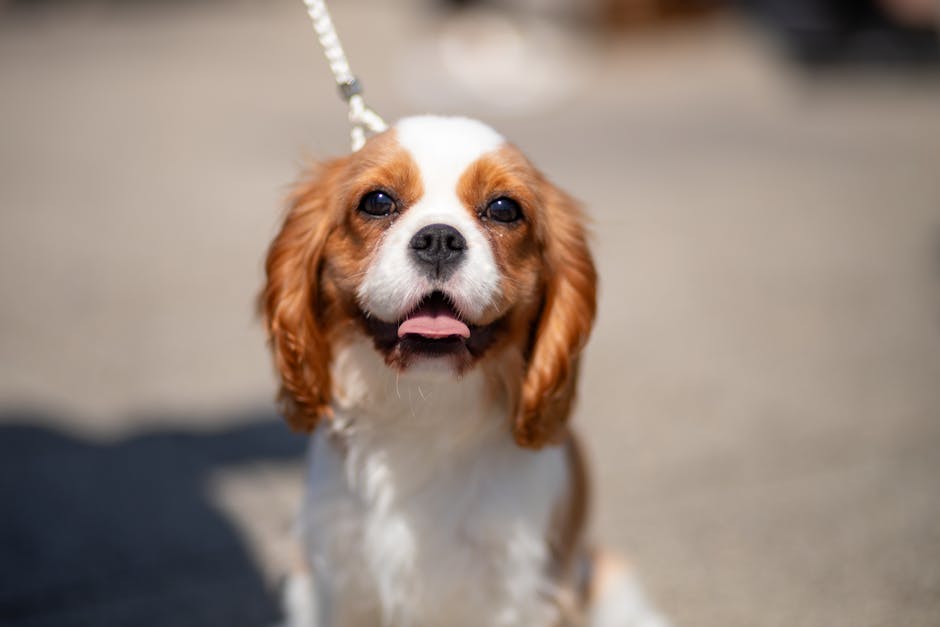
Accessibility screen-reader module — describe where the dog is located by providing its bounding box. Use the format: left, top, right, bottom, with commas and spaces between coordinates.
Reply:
262, 115, 667, 627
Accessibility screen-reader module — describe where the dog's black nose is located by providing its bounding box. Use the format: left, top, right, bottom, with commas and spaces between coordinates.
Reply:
410, 223, 466, 279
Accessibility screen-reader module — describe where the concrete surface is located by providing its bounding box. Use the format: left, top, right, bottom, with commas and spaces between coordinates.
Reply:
1, 1, 939, 626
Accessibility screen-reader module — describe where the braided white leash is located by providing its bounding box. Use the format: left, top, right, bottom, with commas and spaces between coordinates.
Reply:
302, 0, 388, 151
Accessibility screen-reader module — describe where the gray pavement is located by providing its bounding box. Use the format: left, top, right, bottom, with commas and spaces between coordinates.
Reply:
1, 2, 939, 626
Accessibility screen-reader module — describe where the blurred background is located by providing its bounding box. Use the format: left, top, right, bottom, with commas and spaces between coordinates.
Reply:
1, 0, 939, 625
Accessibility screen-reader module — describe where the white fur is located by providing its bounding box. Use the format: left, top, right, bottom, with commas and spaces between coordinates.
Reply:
586, 558, 671, 627
293, 338, 567, 627
282, 569, 317, 627
357, 116, 506, 323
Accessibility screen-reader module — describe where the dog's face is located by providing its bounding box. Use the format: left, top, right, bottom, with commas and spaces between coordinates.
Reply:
262, 116, 596, 448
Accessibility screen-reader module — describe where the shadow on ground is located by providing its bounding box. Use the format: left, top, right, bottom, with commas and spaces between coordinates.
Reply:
0, 409, 304, 627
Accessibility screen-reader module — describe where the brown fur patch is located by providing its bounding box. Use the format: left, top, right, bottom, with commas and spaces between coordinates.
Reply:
548, 435, 592, 624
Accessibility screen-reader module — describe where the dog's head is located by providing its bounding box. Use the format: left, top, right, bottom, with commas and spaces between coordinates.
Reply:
261, 116, 596, 448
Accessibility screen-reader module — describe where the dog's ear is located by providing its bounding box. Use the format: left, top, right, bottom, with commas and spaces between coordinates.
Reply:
514, 183, 597, 449
261, 160, 345, 433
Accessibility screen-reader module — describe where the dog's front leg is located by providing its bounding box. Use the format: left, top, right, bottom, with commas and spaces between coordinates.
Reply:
281, 565, 321, 627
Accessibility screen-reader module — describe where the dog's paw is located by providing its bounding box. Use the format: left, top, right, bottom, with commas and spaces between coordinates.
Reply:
278, 570, 318, 627
586, 551, 671, 627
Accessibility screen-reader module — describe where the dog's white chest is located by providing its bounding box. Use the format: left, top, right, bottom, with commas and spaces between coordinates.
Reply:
295, 346, 568, 627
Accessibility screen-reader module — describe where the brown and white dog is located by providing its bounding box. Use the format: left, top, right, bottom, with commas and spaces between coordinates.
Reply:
262, 116, 667, 627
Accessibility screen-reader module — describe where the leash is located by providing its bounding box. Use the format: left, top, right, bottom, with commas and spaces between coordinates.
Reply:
301, 0, 389, 151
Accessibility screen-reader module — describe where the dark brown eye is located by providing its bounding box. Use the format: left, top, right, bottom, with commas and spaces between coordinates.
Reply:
358, 191, 397, 217
485, 197, 522, 223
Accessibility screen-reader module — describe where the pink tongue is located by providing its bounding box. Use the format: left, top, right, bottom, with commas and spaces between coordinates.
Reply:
398, 313, 470, 339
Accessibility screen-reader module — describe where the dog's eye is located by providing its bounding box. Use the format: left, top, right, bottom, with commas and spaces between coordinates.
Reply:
358, 191, 397, 217
485, 197, 522, 223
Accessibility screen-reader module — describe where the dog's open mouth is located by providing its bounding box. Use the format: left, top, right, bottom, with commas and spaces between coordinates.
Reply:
398, 291, 469, 340
396, 292, 471, 356
361, 291, 502, 364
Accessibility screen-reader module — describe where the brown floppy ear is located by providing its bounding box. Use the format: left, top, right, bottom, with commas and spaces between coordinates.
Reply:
261, 161, 343, 433
514, 183, 598, 449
